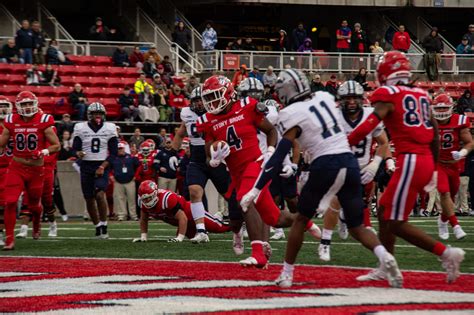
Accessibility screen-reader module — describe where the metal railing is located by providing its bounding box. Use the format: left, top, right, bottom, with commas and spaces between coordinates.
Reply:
194, 50, 474, 74
382, 15, 425, 54
417, 16, 456, 54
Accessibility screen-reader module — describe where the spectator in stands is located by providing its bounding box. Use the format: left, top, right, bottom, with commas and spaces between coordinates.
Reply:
276, 29, 289, 51
172, 21, 192, 68
351, 23, 370, 53
157, 64, 174, 88
69, 83, 88, 120
46, 39, 71, 65
0, 38, 24, 64
157, 128, 167, 148
155, 86, 172, 122
119, 86, 139, 122
184, 75, 199, 97
57, 113, 74, 135
353, 67, 370, 91
232, 64, 248, 87
392, 25, 411, 53
154, 138, 178, 192
26, 64, 45, 86
422, 27, 443, 81
456, 36, 473, 55
263, 66, 277, 87
248, 66, 263, 83
31, 21, 46, 64
137, 85, 159, 122
112, 45, 130, 67
202, 21, 217, 51
291, 22, 307, 51
325, 74, 339, 96
151, 74, 167, 94
457, 90, 473, 113
464, 24, 474, 47
297, 37, 315, 53
143, 55, 158, 78
109, 142, 139, 221
168, 85, 189, 109
336, 20, 351, 53
43, 64, 61, 86
129, 128, 145, 149
161, 55, 175, 75
231, 38, 243, 50
107, 26, 123, 42
58, 130, 74, 161
129, 46, 144, 67
134, 72, 153, 94
310, 74, 325, 92
243, 37, 257, 51
89, 17, 109, 41
143, 45, 161, 64
15, 20, 34, 64
369, 41, 384, 64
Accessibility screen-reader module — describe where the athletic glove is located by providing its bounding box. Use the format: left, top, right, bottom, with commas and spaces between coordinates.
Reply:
132, 233, 148, 243
360, 156, 382, 185
280, 163, 298, 178
209, 142, 230, 167
451, 149, 468, 161
240, 188, 261, 212
385, 158, 396, 174
423, 171, 438, 193
169, 156, 179, 171
167, 234, 185, 242
257, 146, 275, 168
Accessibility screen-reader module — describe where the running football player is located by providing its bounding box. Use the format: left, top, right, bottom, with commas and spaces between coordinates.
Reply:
0, 96, 13, 246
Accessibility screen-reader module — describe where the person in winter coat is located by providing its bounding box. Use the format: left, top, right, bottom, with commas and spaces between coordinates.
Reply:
351, 23, 370, 53
310, 74, 326, 92
291, 22, 307, 51
172, 21, 192, 67
276, 30, 290, 51
263, 66, 277, 87
422, 27, 444, 81
15, 20, 34, 64
457, 90, 473, 114
232, 64, 248, 86
112, 45, 130, 67
129, 46, 145, 67
456, 36, 473, 55
201, 21, 217, 50
353, 67, 370, 91
89, 17, 109, 41
325, 75, 339, 97
336, 20, 351, 53
392, 25, 411, 53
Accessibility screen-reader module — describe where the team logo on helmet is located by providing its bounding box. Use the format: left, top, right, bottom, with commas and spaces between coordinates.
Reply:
15, 91, 39, 117
138, 180, 159, 209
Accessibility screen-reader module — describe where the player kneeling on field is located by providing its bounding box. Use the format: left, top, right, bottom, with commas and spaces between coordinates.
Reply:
133, 180, 230, 242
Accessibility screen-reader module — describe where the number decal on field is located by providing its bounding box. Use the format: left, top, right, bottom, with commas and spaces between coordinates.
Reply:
441, 132, 454, 149
15, 133, 38, 151
91, 138, 101, 153
226, 126, 242, 150
309, 101, 341, 138
402, 95, 431, 128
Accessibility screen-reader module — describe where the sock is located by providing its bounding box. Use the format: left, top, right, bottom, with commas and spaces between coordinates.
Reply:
363, 207, 372, 227
322, 228, 333, 241
373, 245, 388, 261
283, 261, 294, 275
191, 202, 206, 222
432, 241, 447, 256
196, 223, 206, 233
441, 214, 449, 223
49, 221, 57, 226
96, 222, 102, 228
250, 240, 266, 263
100, 221, 107, 226
304, 220, 313, 231
448, 215, 459, 228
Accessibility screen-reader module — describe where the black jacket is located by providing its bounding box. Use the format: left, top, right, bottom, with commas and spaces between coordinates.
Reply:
118, 94, 135, 109
422, 35, 444, 53
32, 30, 46, 49
1, 44, 21, 60
310, 82, 326, 92
112, 49, 129, 66
291, 28, 307, 51
351, 30, 370, 53
15, 28, 34, 49
172, 28, 191, 50
69, 90, 87, 106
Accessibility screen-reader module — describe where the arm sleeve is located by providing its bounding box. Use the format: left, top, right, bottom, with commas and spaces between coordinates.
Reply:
72, 136, 82, 155
255, 138, 293, 190
108, 136, 119, 159
348, 112, 382, 146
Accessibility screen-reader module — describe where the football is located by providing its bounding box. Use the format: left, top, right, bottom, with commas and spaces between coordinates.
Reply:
212, 140, 228, 150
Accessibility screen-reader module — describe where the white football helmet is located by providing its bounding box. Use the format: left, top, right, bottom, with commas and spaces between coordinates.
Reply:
338, 80, 365, 114
274, 69, 311, 106
238, 77, 264, 100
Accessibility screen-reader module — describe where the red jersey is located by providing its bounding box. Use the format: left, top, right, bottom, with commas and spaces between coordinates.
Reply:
3, 113, 55, 159
135, 152, 156, 182
438, 114, 470, 162
141, 189, 189, 222
197, 97, 265, 175
369, 85, 434, 155
0, 124, 13, 167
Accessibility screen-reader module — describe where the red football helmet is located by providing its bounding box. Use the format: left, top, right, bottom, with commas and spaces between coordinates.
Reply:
432, 93, 454, 121
376, 51, 411, 86
202, 75, 235, 114
144, 139, 156, 151
138, 180, 159, 209
15, 91, 39, 117
0, 95, 13, 119
118, 141, 127, 150
140, 141, 151, 157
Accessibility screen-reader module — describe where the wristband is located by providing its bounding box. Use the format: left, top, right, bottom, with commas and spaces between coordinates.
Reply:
176, 234, 185, 241
460, 148, 468, 157
41, 149, 50, 156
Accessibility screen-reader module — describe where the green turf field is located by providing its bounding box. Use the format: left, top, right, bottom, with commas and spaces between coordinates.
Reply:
2, 217, 473, 273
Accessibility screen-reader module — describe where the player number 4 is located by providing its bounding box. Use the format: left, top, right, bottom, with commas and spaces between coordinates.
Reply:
226, 126, 242, 150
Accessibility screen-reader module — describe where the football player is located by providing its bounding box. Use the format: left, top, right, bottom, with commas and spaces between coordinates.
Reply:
348, 51, 465, 283
72, 103, 118, 239
198, 75, 321, 268
0, 91, 60, 250
431, 94, 470, 240
318, 80, 391, 261
241, 69, 402, 288
135, 141, 156, 183
133, 180, 230, 242
0, 96, 13, 246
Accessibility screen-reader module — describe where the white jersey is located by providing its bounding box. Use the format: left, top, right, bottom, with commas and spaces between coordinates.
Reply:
278, 92, 351, 163
339, 107, 384, 168
257, 105, 279, 154
73, 122, 118, 161
180, 107, 205, 146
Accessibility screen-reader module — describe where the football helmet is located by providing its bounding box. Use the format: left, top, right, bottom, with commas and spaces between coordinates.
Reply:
138, 180, 159, 209
118, 141, 127, 150
338, 80, 365, 114
432, 93, 454, 121
182, 137, 190, 149
190, 85, 206, 115
144, 139, 156, 151
202, 75, 235, 114
274, 69, 311, 106
0, 96, 13, 119
87, 102, 106, 124
15, 91, 38, 117
140, 141, 151, 157
238, 77, 264, 101
376, 51, 411, 86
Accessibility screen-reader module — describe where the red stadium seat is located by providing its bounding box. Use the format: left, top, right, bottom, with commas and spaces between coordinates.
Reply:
91, 66, 109, 76
72, 76, 91, 86
0, 85, 22, 96
85, 87, 106, 97
36, 86, 57, 97
89, 77, 109, 87
54, 86, 72, 97
54, 98, 72, 116
107, 77, 125, 88
123, 67, 140, 78
58, 65, 80, 76
0, 63, 13, 74
74, 66, 95, 76
106, 66, 126, 77
0, 74, 10, 85
9, 74, 25, 85
9, 64, 29, 75
60, 76, 77, 87
102, 87, 122, 98
95, 56, 113, 66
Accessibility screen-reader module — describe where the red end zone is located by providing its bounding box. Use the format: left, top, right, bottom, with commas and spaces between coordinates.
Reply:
0, 257, 473, 314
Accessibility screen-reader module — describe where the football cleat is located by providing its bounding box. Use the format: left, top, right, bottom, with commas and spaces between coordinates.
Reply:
453, 225, 467, 240
48, 222, 58, 237
356, 266, 387, 282
338, 221, 348, 240
441, 246, 465, 283
61, 214, 68, 222
2, 239, 14, 251
275, 272, 293, 288
16, 225, 28, 239
239, 256, 268, 269
380, 252, 403, 288
263, 242, 272, 261
438, 217, 449, 240
318, 244, 331, 262
232, 231, 244, 256
191, 232, 210, 244
270, 228, 285, 240
95, 226, 101, 238
99, 225, 109, 239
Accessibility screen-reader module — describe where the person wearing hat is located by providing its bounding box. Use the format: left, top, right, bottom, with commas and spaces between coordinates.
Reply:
463, 24, 474, 47
89, 17, 109, 41
392, 25, 411, 53
422, 27, 444, 81
351, 22, 369, 53
248, 65, 263, 83
325, 74, 339, 97
456, 36, 473, 55
153, 137, 179, 192
119, 86, 139, 122
310, 73, 326, 92
276, 30, 289, 51
232, 64, 248, 86
143, 45, 161, 64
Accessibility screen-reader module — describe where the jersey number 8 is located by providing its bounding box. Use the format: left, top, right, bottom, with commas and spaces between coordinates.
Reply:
402, 95, 431, 128
91, 138, 101, 153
